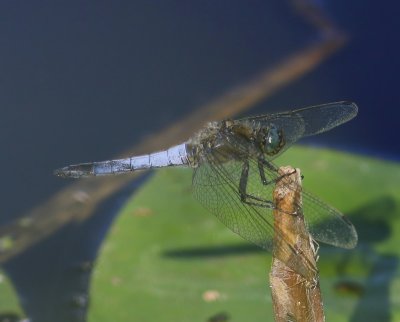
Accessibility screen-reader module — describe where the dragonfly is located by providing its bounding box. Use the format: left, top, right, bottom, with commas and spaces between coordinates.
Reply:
55, 101, 358, 284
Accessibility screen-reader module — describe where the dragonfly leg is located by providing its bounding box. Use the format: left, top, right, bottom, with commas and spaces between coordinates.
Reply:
256, 159, 302, 216
257, 159, 268, 185
239, 160, 275, 209
258, 157, 293, 186
260, 158, 278, 172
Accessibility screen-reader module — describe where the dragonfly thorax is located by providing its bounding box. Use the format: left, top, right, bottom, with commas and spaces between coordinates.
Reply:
227, 119, 286, 157
186, 119, 287, 169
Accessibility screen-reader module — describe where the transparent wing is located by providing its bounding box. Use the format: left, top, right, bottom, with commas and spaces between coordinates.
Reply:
301, 191, 358, 249
289, 101, 358, 137
192, 146, 318, 281
240, 101, 358, 140
237, 133, 357, 249
192, 134, 357, 264
239, 101, 358, 247
193, 155, 275, 250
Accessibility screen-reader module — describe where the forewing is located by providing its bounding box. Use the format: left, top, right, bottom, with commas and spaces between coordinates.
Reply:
243, 101, 358, 138
289, 101, 358, 137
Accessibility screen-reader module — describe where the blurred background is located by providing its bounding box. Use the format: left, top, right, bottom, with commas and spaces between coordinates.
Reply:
0, 1, 399, 321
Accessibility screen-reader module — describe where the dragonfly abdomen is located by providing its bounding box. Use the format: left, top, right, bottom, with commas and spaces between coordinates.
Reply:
54, 143, 190, 178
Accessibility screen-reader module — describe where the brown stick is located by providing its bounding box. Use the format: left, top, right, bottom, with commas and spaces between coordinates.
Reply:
270, 166, 325, 322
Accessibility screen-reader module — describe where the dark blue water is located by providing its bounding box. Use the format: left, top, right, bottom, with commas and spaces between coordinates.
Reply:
1, 0, 399, 223
0, 1, 399, 321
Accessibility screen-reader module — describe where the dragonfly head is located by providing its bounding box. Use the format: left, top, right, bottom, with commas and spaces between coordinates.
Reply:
260, 124, 285, 156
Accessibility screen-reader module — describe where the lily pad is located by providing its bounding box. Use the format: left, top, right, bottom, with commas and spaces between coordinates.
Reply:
0, 269, 24, 318
89, 146, 400, 322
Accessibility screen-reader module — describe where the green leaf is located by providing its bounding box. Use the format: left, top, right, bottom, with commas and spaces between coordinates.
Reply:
89, 146, 400, 322
0, 269, 24, 317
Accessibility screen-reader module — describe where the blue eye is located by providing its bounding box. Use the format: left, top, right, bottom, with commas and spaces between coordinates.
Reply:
264, 125, 283, 155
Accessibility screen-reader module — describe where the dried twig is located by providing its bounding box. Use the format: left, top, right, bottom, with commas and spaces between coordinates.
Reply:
270, 166, 324, 322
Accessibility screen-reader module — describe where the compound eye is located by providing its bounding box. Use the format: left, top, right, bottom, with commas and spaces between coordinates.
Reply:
264, 125, 283, 155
